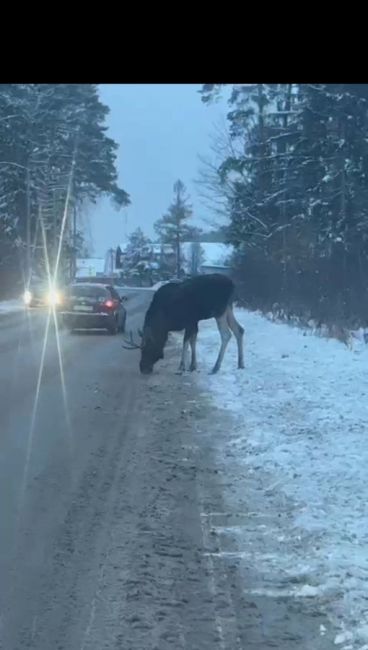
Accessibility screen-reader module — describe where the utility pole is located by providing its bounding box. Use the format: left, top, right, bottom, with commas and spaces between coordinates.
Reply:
53, 187, 57, 264
72, 202, 77, 281
176, 232, 181, 279
26, 166, 31, 284
111, 248, 114, 284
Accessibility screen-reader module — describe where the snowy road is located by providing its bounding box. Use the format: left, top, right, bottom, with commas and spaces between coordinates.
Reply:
0, 294, 339, 649
0, 289, 157, 649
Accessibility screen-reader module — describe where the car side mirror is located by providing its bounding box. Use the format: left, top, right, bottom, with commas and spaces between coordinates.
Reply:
120, 296, 128, 302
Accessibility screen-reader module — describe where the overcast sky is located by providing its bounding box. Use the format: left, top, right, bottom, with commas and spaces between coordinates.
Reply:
87, 84, 228, 256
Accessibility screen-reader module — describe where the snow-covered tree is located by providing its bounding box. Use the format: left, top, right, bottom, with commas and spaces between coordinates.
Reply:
0, 84, 130, 288
122, 228, 153, 281
125, 228, 152, 273
154, 180, 197, 278
199, 83, 368, 327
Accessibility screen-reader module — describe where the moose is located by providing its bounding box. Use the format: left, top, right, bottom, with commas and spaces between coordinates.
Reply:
123, 273, 245, 375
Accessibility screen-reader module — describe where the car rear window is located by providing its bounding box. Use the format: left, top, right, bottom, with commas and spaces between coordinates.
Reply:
69, 285, 109, 300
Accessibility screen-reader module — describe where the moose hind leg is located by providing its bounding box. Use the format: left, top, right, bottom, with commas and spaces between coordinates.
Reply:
227, 306, 245, 369
211, 313, 232, 374
179, 329, 191, 371
189, 324, 198, 371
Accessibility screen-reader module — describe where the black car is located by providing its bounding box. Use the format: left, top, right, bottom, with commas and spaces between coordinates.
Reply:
62, 283, 127, 334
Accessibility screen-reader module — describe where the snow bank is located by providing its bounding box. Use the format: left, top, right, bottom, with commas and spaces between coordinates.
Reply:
197, 308, 368, 648
152, 280, 169, 290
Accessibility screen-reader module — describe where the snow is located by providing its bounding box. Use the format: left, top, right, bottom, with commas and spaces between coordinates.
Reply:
152, 244, 173, 255
180, 242, 234, 272
0, 298, 23, 314
152, 280, 169, 290
195, 242, 234, 268
196, 309, 368, 649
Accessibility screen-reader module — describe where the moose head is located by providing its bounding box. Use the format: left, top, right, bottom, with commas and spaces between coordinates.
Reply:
122, 323, 167, 374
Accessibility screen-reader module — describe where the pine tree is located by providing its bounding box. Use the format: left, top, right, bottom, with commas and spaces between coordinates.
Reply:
124, 228, 152, 279
0, 84, 130, 288
199, 83, 368, 326
154, 180, 195, 278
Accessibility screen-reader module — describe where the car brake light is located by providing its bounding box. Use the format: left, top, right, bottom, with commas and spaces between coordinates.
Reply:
104, 299, 114, 308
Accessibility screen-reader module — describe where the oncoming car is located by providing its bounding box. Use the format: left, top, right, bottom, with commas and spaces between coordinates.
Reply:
61, 283, 127, 335
23, 280, 63, 309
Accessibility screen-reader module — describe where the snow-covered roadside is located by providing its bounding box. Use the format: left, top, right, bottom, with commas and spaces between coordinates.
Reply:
196, 309, 368, 649
261, 307, 368, 347
0, 299, 23, 314
151, 280, 169, 290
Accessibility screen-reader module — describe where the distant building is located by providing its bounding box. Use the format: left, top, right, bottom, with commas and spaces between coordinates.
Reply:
76, 258, 105, 278
181, 242, 234, 276
151, 244, 176, 276
200, 243, 234, 275
107, 241, 234, 281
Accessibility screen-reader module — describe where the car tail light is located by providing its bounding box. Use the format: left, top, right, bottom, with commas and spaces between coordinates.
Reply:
104, 299, 114, 308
